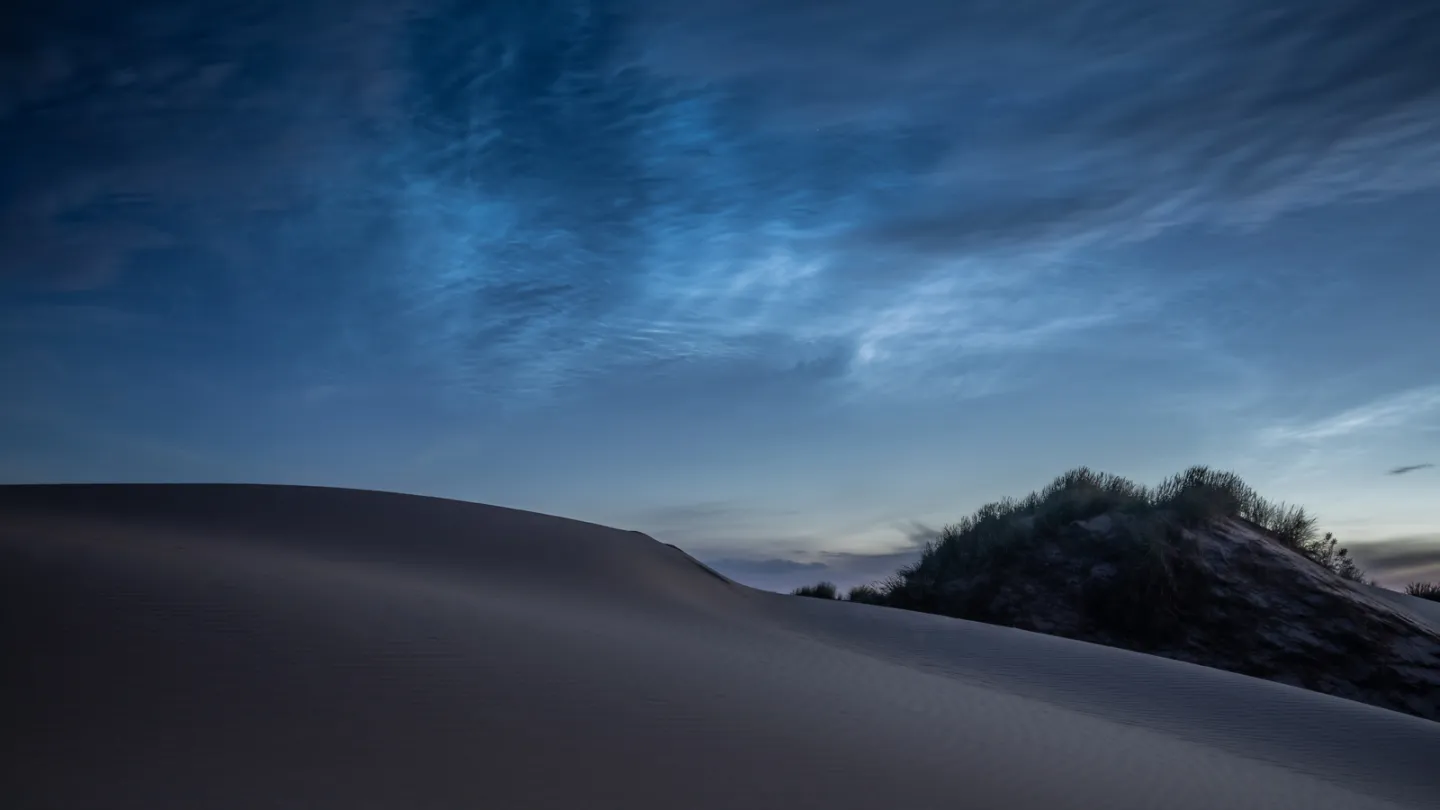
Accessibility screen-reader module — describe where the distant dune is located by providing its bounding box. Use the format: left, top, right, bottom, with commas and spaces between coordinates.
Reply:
3, 484, 1438, 809
795, 466, 1440, 721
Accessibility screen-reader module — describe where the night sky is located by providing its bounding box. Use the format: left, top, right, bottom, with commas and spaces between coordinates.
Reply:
4, 0, 1439, 591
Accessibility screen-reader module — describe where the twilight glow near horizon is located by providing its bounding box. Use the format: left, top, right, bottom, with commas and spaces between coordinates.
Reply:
3, 0, 1439, 590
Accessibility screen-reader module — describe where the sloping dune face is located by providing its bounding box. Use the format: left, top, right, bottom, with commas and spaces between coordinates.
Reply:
1359, 582, 1440, 637
3, 485, 1438, 810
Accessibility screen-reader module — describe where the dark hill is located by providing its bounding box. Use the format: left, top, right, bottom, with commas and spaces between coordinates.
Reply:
804, 467, 1440, 721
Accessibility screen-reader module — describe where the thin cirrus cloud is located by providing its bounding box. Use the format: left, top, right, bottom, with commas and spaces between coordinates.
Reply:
624, 0, 1440, 244
1259, 386, 1440, 445
2, 0, 1438, 407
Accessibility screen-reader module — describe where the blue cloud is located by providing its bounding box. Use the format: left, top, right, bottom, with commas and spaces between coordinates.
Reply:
4, 0, 1438, 414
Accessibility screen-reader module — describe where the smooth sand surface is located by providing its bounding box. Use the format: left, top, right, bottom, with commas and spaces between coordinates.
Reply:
4, 484, 1438, 810
1359, 582, 1440, 635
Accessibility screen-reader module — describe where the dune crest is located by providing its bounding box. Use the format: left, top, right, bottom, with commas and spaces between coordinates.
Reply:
3, 484, 1438, 810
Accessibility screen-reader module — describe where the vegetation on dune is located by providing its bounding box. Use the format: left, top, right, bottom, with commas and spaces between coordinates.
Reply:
785, 465, 1440, 723
1406, 581, 1440, 603
794, 465, 1370, 609
792, 581, 840, 599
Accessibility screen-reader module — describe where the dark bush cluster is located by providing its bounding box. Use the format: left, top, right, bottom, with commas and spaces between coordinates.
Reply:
792, 465, 1371, 608
791, 581, 840, 599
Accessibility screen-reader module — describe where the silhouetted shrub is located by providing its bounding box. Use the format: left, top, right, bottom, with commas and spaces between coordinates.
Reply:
1405, 582, 1440, 603
1152, 465, 1319, 551
845, 584, 886, 605
847, 465, 1369, 612
792, 581, 839, 599
1296, 532, 1366, 582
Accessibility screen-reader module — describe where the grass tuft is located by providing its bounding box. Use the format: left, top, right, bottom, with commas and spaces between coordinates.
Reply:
1404, 581, 1440, 603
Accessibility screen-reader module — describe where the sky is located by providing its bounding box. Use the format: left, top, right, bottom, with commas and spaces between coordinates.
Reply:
3, 0, 1439, 592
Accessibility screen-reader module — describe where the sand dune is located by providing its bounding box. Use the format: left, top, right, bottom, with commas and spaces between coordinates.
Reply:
1359, 582, 1440, 636
3, 485, 1438, 810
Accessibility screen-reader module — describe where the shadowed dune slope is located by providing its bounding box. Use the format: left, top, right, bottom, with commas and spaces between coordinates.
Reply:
3, 484, 1439, 810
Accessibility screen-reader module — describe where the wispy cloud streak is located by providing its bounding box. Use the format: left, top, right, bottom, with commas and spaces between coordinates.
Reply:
4, 0, 1438, 406
1261, 386, 1440, 445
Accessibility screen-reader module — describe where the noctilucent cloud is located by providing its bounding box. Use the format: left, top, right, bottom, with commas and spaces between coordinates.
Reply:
3, 0, 1439, 591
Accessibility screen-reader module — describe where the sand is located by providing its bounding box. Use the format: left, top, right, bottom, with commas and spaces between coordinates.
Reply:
1359, 581, 1440, 635
3, 484, 1438, 810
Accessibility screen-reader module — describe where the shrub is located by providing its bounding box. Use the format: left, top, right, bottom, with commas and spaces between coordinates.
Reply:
792, 581, 839, 599
1152, 465, 1318, 550
845, 584, 886, 605
846, 465, 1368, 611
1404, 582, 1440, 602
1296, 532, 1367, 583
